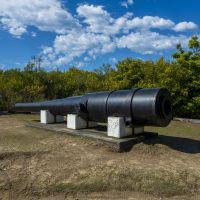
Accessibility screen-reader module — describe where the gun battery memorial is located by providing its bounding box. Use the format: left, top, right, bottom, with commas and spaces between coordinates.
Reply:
15, 88, 173, 151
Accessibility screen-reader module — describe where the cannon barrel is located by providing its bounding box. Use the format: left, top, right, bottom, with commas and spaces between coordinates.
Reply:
14, 88, 172, 127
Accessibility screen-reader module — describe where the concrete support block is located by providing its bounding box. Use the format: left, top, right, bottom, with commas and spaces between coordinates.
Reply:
107, 116, 144, 138
40, 110, 55, 124
107, 117, 132, 138
67, 114, 87, 129
55, 115, 65, 123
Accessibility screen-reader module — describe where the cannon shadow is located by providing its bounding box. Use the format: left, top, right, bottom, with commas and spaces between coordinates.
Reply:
143, 134, 200, 154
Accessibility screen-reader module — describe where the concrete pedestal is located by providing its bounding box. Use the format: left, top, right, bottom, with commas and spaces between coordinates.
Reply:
107, 117, 144, 138
40, 110, 64, 124
107, 117, 128, 138
40, 110, 55, 124
67, 114, 98, 130
67, 114, 87, 129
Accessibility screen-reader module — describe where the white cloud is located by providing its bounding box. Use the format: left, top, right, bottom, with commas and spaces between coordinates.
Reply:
117, 31, 188, 54
126, 16, 175, 30
0, 2, 197, 68
31, 32, 37, 37
0, 18, 27, 37
42, 29, 189, 67
42, 31, 115, 67
77, 5, 176, 35
77, 4, 119, 34
76, 62, 85, 68
109, 57, 117, 63
121, 0, 134, 8
41, 4, 197, 68
15, 62, 21, 65
173, 21, 198, 32
0, 0, 80, 37
83, 56, 91, 62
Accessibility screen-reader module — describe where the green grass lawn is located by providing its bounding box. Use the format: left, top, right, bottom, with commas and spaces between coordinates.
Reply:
146, 120, 200, 139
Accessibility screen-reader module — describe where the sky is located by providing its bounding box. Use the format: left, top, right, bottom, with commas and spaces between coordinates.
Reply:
0, 0, 199, 71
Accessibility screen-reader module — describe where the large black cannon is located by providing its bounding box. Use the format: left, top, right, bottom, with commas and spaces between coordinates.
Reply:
15, 88, 172, 127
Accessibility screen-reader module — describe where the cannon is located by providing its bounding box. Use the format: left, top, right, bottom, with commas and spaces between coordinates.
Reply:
15, 88, 172, 127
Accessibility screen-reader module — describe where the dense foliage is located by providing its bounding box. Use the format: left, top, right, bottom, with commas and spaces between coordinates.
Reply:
0, 36, 199, 118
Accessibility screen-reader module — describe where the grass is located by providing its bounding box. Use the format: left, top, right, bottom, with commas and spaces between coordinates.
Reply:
33, 163, 199, 198
0, 114, 62, 152
0, 114, 199, 199
146, 120, 200, 139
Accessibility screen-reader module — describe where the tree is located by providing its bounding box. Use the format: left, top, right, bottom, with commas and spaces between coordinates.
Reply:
24, 55, 44, 72
171, 36, 200, 117
113, 58, 144, 89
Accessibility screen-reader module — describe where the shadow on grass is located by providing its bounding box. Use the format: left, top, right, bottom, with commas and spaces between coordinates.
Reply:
144, 135, 200, 154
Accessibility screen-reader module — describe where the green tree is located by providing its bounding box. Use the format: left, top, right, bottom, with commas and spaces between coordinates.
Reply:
113, 58, 144, 89
171, 36, 200, 117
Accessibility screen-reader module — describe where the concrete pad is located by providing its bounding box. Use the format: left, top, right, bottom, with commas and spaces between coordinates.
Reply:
40, 110, 54, 124
27, 121, 158, 152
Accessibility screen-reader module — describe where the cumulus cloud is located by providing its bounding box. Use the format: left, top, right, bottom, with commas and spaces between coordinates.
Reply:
117, 31, 188, 54
77, 4, 115, 34
0, 18, 27, 37
31, 32, 37, 37
77, 5, 174, 34
42, 29, 189, 67
42, 31, 115, 66
0, 1, 197, 67
0, 0, 80, 37
77, 4, 132, 35
109, 57, 117, 63
121, 0, 134, 8
126, 16, 174, 30
173, 21, 198, 32
41, 4, 195, 67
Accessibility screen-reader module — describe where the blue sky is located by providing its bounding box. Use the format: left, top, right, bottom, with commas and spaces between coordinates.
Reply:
0, 0, 199, 71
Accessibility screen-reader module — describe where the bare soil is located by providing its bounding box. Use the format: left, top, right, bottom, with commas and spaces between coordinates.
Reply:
0, 114, 200, 200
